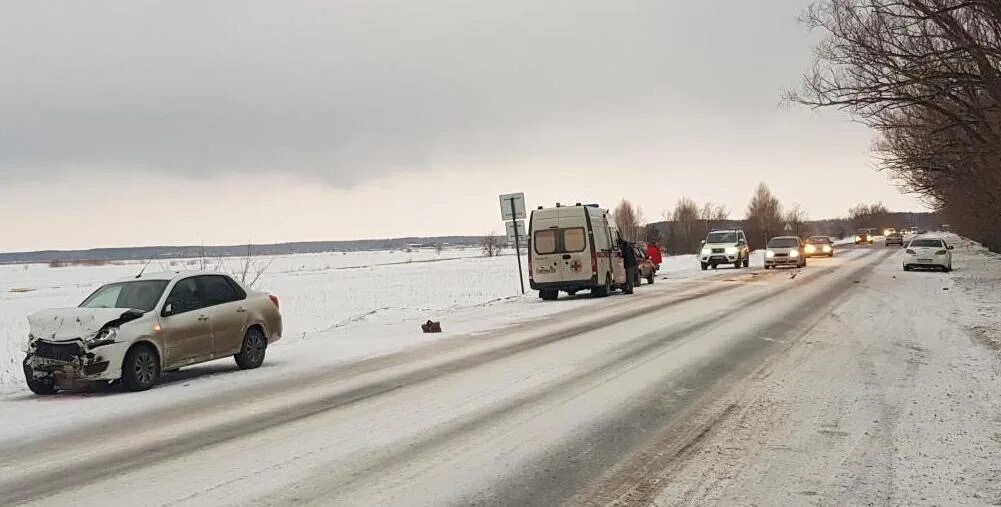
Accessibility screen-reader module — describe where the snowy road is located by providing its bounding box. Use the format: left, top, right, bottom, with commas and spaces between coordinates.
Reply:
2, 242, 999, 506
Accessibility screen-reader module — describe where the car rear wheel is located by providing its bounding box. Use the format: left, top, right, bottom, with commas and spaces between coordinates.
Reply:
540, 288, 559, 301
592, 275, 611, 298
122, 343, 160, 392
647, 274, 655, 284
235, 328, 268, 370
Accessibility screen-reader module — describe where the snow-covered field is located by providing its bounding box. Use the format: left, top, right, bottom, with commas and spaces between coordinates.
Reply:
0, 247, 705, 388
3, 236, 1001, 505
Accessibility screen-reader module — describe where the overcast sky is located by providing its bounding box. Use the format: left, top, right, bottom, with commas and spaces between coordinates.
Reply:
0, 0, 924, 252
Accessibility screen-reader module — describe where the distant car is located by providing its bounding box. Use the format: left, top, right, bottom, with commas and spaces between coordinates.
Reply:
633, 245, 657, 285
23, 272, 283, 395
854, 229, 874, 245
804, 236, 835, 257
903, 237, 953, 272
700, 229, 750, 270
765, 236, 807, 269
886, 230, 904, 246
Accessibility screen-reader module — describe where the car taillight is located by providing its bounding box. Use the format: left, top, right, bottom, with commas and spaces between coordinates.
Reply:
591, 252, 598, 275
269, 295, 280, 308
527, 254, 533, 280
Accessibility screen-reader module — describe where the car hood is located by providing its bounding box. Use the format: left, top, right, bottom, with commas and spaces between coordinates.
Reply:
704, 242, 739, 249
28, 308, 143, 342
768, 246, 797, 253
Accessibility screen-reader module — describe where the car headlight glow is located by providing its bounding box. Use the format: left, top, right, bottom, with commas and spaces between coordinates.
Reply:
701, 247, 711, 255
724, 246, 738, 255
823, 245, 832, 252
766, 250, 775, 258
805, 244, 816, 253
789, 250, 800, 258
854, 236, 861, 242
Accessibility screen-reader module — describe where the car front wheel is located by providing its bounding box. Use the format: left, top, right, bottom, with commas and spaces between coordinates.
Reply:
122, 344, 160, 392
235, 328, 268, 370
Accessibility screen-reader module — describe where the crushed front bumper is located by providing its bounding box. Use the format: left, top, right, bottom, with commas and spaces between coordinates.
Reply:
23, 339, 129, 389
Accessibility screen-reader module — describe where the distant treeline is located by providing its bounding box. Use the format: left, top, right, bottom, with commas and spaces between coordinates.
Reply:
0, 236, 484, 265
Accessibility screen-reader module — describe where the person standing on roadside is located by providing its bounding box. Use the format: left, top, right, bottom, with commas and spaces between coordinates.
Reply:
645, 241, 663, 269
618, 236, 638, 294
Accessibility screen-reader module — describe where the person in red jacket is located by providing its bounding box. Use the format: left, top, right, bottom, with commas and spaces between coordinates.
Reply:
645, 241, 663, 267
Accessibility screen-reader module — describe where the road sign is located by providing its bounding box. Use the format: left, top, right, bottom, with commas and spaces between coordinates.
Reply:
499, 193, 526, 221
784, 223, 793, 232
499, 192, 527, 295
506, 220, 527, 244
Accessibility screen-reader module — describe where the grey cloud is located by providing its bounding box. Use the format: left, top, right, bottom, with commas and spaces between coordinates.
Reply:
0, 0, 815, 185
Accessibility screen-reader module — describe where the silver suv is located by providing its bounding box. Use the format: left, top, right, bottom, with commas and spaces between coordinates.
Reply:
700, 229, 750, 270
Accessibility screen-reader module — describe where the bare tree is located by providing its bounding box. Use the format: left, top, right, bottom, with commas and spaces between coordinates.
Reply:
228, 243, 274, 288
785, 203, 808, 237
672, 197, 701, 254
613, 199, 644, 242
848, 202, 889, 230
700, 201, 730, 234
482, 232, 503, 257
789, 0, 1001, 251
745, 183, 783, 249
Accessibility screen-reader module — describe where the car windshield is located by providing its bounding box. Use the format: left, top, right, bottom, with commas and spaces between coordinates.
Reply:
768, 238, 800, 248
807, 237, 829, 243
706, 232, 737, 243
910, 239, 944, 248
80, 280, 169, 312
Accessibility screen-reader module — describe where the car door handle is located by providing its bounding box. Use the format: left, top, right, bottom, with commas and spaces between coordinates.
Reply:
236, 307, 247, 313
197, 315, 210, 321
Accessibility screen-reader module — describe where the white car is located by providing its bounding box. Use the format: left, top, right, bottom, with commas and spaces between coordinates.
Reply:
902, 237, 953, 272
23, 271, 283, 394
700, 229, 750, 270
764, 236, 807, 269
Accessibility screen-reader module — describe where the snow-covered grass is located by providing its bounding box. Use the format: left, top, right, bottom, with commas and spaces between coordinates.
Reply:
0, 248, 710, 387
948, 236, 1001, 353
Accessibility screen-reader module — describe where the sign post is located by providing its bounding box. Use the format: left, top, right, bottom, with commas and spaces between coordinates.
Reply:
499, 193, 527, 295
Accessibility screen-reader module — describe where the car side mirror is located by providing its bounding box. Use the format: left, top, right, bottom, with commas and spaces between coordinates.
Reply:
162, 303, 174, 317
700, 239, 706, 245
947, 245, 954, 250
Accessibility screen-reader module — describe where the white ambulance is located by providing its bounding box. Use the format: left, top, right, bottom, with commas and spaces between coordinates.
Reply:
528, 203, 628, 300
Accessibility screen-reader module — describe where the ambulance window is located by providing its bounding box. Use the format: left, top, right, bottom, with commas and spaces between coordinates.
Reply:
563, 228, 586, 252
534, 230, 557, 254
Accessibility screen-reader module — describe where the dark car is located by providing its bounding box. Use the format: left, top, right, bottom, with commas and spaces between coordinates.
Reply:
804, 236, 835, 257
633, 245, 657, 285
854, 229, 874, 245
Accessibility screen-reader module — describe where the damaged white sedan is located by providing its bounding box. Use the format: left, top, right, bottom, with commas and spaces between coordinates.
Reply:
23, 272, 283, 394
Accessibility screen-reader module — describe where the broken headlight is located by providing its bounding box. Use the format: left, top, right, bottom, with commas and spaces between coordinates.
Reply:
87, 327, 119, 348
